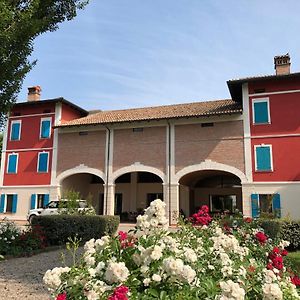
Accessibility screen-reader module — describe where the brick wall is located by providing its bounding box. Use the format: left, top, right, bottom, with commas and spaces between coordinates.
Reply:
175, 121, 245, 173
113, 126, 166, 173
57, 130, 106, 175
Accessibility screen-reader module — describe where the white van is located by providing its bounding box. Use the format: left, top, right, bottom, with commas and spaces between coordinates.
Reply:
27, 199, 88, 223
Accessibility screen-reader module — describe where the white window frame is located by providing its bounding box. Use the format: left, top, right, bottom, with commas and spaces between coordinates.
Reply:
3, 194, 17, 213
252, 97, 271, 125
7, 153, 19, 174
37, 151, 49, 173
254, 144, 273, 172
40, 117, 52, 139
10, 120, 22, 141
257, 194, 274, 213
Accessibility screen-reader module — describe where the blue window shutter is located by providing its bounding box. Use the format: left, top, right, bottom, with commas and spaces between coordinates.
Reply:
251, 194, 260, 218
0, 195, 5, 213
41, 120, 51, 138
43, 194, 50, 207
12, 195, 18, 213
30, 194, 37, 210
272, 193, 281, 218
8, 154, 17, 173
11, 123, 20, 140
254, 101, 269, 123
38, 153, 48, 172
256, 146, 271, 171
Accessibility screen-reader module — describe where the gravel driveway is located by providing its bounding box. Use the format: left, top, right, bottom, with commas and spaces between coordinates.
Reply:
0, 247, 81, 300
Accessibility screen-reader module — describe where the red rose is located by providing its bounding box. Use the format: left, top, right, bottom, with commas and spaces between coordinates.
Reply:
56, 293, 67, 300
255, 232, 268, 244
244, 217, 252, 223
281, 249, 288, 256
118, 231, 128, 242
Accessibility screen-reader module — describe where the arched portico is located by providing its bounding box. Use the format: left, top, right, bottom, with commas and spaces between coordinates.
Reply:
57, 166, 105, 215
104, 164, 166, 220
175, 161, 245, 218
174, 160, 247, 184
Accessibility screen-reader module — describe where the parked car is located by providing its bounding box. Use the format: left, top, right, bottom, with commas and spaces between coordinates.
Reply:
27, 199, 88, 223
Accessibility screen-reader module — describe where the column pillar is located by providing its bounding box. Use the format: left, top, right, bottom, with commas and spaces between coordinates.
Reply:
104, 183, 115, 215
169, 183, 180, 225
163, 183, 170, 222
130, 172, 138, 211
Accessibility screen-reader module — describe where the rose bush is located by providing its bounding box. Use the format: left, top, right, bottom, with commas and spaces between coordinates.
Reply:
0, 218, 46, 257
44, 200, 300, 300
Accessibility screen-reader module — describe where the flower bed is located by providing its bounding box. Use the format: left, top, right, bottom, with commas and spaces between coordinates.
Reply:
0, 218, 46, 258
44, 201, 300, 299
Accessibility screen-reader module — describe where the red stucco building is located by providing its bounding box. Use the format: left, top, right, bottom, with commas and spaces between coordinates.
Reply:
1, 54, 299, 223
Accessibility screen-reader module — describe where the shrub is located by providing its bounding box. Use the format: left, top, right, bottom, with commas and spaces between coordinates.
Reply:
32, 215, 120, 245
0, 218, 20, 256
259, 220, 300, 250
43, 200, 300, 300
0, 219, 47, 257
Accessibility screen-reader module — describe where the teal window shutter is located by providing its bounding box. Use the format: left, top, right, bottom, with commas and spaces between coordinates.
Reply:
43, 194, 50, 207
0, 195, 5, 213
38, 153, 49, 172
251, 194, 259, 218
254, 101, 269, 123
256, 146, 272, 171
11, 122, 20, 140
272, 193, 281, 218
41, 120, 51, 138
8, 154, 18, 173
12, 195, 18, 213
30, 194, 37, 210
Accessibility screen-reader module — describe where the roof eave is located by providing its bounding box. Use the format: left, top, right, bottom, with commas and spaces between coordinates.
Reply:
54, 110, 243, 129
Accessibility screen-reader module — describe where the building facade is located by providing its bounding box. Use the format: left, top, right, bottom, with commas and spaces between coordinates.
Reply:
1, 54, 299, 223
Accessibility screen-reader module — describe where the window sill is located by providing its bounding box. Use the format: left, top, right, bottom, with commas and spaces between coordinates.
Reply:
253, 122, 271, 125
255, 170, 273, 173
39, 137, 51, 140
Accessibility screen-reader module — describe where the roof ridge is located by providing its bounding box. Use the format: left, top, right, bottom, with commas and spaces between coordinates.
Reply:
89, 98, 233, 116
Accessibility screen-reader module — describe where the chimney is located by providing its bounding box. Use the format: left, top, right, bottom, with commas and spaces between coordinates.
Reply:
274, 53, 291, 75
27, 86, 41, 101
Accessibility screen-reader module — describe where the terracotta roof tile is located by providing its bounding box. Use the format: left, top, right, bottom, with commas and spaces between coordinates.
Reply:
57, 99, 242, 127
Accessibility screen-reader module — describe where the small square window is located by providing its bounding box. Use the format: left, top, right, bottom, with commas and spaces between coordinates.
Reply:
10, 120, 21, 141
253, 98, 270, 124
37, 152, 49, 173
255, 145, 273, 172
40, 118, 51, 139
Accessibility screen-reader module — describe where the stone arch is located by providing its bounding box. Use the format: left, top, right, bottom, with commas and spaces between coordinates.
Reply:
56, 165, 105, 185
174, 160, 247, 184
110, 163, 166, 184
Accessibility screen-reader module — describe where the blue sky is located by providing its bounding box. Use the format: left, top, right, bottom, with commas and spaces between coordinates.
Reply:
19, 0, 300, 111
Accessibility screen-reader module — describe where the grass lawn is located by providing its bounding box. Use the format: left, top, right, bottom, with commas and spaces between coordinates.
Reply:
288, 251, 300, 273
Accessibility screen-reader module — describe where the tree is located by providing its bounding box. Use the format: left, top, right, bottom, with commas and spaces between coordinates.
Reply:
0, 0, 89, 125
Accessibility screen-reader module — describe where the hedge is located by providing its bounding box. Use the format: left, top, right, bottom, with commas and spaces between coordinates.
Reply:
259, 219, 300, 250
31, 215, 120, 246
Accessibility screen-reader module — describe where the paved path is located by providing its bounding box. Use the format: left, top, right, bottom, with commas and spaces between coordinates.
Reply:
0, 248, 77, 300
0, 225, 135, 299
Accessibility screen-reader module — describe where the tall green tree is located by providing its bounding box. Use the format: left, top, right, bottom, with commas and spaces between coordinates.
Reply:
0, 0, 89, 125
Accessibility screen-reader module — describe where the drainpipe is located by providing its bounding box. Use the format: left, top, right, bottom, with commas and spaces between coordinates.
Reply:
167, 120, 172, 224
104, 125, 111, 215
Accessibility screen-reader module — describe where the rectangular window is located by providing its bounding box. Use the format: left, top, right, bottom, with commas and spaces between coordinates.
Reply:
252, 98, 270, 124
7, 153, 18, 174
0, 194, 18, 214
10, 120, 21, 141
210, 195, 237, 213
147, 193, 164, 207
31, 194, 50, 209
40, 118, 51, 139
255, 145, 273, 171
251, 193, 281, 218
37, 152, 49, 173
